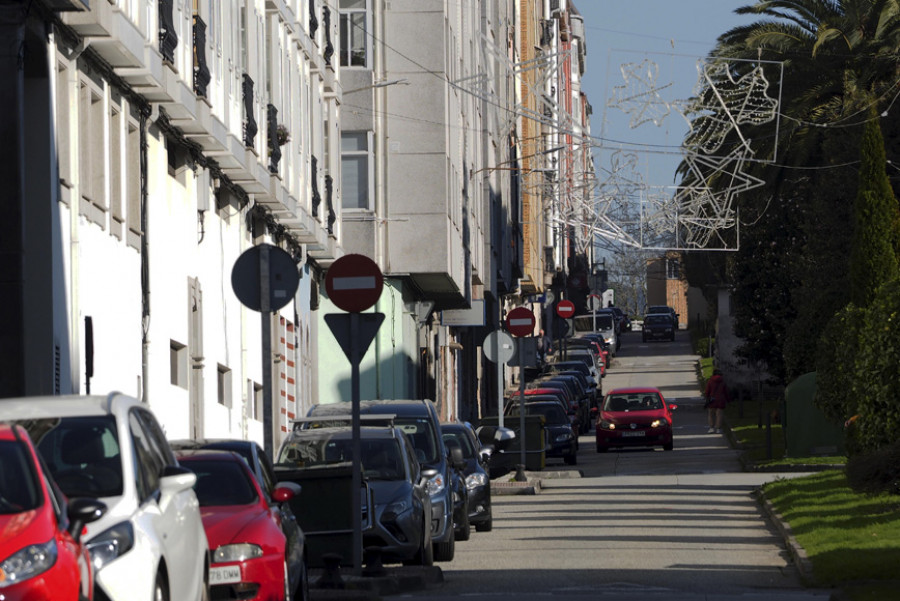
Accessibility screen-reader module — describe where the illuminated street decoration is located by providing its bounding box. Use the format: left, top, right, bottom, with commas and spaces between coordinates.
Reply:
609, 59, 675, 128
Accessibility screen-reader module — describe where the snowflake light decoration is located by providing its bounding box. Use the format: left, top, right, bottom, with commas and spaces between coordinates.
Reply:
609, 59, 675, 128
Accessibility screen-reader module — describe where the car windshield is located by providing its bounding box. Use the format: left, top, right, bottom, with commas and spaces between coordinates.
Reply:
604, 393, 663, 411
506, 404, 568, 424
393, 418, 439, 464
279, 436, 406, 480
646, 315, 669, 324
0, 440, 41, 513
442, 429, 476, 459
186, 459, 259, 506
29, 416, 124, 498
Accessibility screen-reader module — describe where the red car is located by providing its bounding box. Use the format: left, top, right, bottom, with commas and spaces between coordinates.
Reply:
175, 449, 307, 601
595, 387, 677, 452
0, 423, 106, 600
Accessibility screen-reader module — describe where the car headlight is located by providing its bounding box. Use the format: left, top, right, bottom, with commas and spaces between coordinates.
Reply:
554, 432, 573, 442
0, 540, 57, 587
86, 521, 135, 572
465, 472, 488, 490
425, 472, 446, 497
598, 420, 616, 430
650, 419, 668, 428
213, 544, 263, 564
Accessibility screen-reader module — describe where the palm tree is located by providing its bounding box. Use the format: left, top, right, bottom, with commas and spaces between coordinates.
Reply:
677, 0, 900, 381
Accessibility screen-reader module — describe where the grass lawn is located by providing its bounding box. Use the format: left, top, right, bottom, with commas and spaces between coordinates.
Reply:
761, 470, 900, 596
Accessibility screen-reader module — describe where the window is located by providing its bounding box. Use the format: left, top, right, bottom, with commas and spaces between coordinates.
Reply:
666, 257, 681, 280
339, 0, 367, 67
218, 364, 232, 407
249, 380, 263, 422
340, 131, 372, 210
170, 340, 188, 388
79, 80, 107, 226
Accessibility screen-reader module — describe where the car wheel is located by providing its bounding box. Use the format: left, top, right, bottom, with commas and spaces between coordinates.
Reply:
474, 514, 493, 532
154, 571, 170, 601
433, 531, 455, 562
663, 441, 674, 451
455, 506, 471, 542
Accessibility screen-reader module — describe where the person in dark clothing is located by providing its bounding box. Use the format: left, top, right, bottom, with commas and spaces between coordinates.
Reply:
704, 368, 730, 434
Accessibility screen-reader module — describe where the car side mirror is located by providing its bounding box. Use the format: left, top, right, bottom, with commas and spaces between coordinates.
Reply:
449, 446, 465, 470
272, 481, 301, 503
67, 497, 107, 544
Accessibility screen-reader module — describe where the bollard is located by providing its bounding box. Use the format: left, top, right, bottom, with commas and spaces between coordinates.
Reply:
514, 463, 527, 482
315, 553, 345, 589
362, 546, 386, 577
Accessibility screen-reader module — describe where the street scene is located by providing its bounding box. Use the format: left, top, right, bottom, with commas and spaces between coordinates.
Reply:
2, 0, 900, 600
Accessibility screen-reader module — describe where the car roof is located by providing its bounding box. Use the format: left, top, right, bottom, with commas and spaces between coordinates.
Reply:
175, 448, 245, 462
0, 392, 141, 419
309, 399, 433, 417
284, 425, 401, 442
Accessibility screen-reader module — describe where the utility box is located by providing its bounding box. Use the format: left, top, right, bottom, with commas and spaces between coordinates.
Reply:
274, 464, 371, 568
479, 415, 546, 471
784, 372, 846, 458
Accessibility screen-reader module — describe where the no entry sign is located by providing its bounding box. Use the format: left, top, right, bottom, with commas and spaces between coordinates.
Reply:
506, 306, 535, 337
325, 254, 384, 313
556, 300, 575, 318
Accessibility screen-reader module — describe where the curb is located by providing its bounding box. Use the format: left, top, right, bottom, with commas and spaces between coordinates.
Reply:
753, 488, 816, 585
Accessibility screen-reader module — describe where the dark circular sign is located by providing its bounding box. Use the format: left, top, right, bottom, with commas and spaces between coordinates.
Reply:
506, 306, 536, 337
231, 244, 300, 312
325, 254, 384, 313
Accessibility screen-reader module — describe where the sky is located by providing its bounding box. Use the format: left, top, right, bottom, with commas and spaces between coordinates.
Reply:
572, 1, 751, 192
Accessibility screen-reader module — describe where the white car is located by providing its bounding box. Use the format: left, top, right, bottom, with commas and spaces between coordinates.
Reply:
3, 392, 210, 601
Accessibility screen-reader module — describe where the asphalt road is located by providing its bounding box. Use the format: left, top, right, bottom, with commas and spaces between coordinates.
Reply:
398, 330, 835, 601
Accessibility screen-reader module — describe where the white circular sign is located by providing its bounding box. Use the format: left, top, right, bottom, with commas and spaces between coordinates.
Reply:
483, 330, 515, 364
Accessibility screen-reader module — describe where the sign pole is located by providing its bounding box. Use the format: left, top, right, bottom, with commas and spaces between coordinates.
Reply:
259, 244, 274, 460
516, 335, 526, 482
492, 334, 504, 428
349, 312, 362, 572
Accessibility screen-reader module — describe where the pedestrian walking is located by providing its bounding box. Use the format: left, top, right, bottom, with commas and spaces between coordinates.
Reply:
704, 368, 730, 434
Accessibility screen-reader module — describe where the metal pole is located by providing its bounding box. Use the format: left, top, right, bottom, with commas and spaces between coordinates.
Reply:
493, 334, 504, 428
260, 245, 273, 461
515, 336, 526, 481
350, 312, 363, 572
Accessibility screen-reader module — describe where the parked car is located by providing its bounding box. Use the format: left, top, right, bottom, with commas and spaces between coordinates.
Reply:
175, 449, 308, 601
276, 425, 433, 565
647, 305, 679, 328
5, 392, 210, 601
509, 387, 587, 435
595, 387, 678, 452
443, 439, 471, 542
642, 313, 676, 342
167, 437, 305, 588
472, 425, 517, 479
0, 423, 107, 600
505, 401, 578, 465
303, 400, 456, 562
440, 422, 492, 533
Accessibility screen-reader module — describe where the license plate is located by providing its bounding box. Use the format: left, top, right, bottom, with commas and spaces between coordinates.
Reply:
209, 565, 242, 585
621, 431, 646, 437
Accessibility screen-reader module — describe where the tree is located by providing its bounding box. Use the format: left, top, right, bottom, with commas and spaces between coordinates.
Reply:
850, 107, 899, 306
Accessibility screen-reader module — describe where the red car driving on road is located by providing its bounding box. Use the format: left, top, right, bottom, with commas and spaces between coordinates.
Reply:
595, 387, 677, 452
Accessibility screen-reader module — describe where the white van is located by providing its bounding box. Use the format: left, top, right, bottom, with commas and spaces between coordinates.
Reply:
573, 312, 618, 356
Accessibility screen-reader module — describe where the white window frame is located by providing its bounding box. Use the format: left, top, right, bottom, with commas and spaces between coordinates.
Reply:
340, 130, 374, 211
339, 0, 369, 69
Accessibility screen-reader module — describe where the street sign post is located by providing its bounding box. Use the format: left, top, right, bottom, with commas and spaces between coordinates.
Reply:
323, 253, 385, 572
231, 244, 301, 462
483, 330, 515, 428
505, 307, 534, 482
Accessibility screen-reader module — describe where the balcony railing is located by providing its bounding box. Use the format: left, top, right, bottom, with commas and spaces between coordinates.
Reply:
193, 15, 211, 98
308, 0, 318, 38
267, 104, 281, 173
159, 0, 178, 64
325, 174, 335, 235
311, 155, 321, 218
243, 74, 258, 147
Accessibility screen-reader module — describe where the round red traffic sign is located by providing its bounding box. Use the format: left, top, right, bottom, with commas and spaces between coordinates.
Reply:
506, 306, 535, 337
325, 254, 384, 313
556, 300, 575, 318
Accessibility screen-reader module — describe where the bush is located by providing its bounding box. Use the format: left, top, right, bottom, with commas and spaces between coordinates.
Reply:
845, 440, 900, 496
815, 303, 865, 423
853, 277, 900, 453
